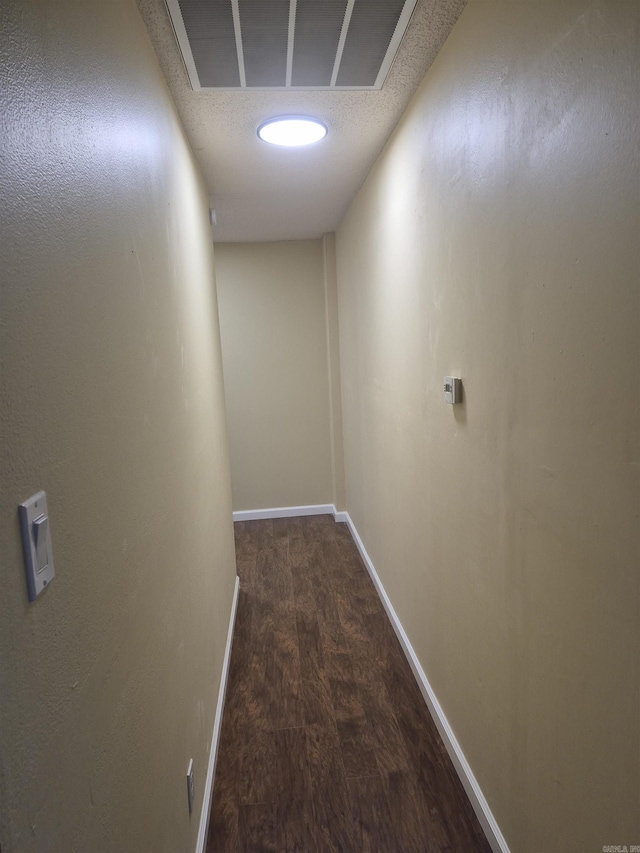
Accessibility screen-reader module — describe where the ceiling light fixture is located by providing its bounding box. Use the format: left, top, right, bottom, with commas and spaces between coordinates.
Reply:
257, 116, 328, 147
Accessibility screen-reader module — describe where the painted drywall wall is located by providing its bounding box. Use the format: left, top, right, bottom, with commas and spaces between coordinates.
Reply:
0, 2, 236, 851
215, 241, 333, 511
335, 2, 640, 851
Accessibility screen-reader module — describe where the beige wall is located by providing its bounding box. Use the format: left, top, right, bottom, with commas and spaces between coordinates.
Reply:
323, 234, 347, 512
0, 2, 236, 852
215, 241, 333, 511
336, 2, 640, 851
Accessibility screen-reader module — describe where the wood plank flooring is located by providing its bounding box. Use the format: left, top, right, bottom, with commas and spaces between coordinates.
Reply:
206, 515, 491, 852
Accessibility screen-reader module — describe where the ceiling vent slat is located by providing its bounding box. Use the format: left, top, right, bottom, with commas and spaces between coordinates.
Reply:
240, 0, 290, 88
336, 0, 408, 87
177, 0, 240, 87
285, 0, 297, 87
231, 0, 247, 87
292, 0, 348, 88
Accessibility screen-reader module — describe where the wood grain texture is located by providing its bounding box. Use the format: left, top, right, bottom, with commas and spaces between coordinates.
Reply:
206, 516, 491, 852
238, 803, 276, 852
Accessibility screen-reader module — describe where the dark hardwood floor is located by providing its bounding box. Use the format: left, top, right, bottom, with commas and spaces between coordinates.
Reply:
206, 515, 492, 852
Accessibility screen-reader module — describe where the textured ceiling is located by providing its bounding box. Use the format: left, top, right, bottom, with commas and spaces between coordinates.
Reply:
136, 0, 466, 242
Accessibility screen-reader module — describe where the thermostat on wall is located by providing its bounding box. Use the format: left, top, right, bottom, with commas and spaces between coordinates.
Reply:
443, 377, 462, 404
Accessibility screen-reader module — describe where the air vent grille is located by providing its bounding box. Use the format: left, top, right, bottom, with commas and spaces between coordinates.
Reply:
167, 0, 418, 91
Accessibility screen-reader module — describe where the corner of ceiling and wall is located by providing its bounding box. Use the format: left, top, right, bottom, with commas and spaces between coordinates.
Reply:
135, 0, 467, 241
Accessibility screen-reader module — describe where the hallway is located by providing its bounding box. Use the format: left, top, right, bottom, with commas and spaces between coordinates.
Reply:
207, 516, 491, 851
2, 2, 638, 850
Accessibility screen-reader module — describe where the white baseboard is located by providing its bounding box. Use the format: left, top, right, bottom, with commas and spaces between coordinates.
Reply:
333, 510, 349, 523
233, 504, 335, 522
196, 574, 240, 853
343, 514, 510, 853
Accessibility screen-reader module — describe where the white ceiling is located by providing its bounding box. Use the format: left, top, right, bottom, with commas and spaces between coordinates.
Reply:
136, 0, 466, 242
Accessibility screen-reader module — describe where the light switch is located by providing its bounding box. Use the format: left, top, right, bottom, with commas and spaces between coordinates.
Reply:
33, 515, 49, 570
19, 491, 55, 600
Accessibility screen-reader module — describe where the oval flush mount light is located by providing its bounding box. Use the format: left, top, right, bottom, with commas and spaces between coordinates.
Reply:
257, 116, 327, 147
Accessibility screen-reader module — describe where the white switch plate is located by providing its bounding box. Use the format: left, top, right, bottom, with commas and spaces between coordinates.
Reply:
443, 376, 462, 404
19, 491, 55, 601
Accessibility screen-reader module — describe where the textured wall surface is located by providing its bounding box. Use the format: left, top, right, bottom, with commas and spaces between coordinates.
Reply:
215, 241, 333, 511
0, 2, 236, 851
336, 1, 640, 851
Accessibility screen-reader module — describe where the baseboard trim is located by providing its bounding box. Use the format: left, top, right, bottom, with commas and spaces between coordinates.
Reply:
343, 514, 510, 853
196, 574, 240, 853
233, 504, 336, 522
